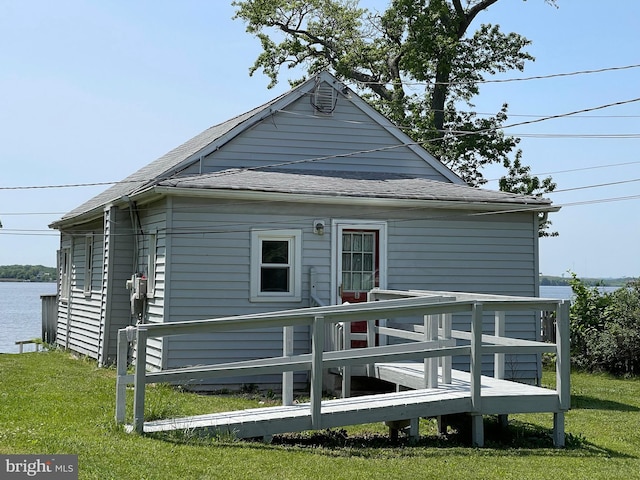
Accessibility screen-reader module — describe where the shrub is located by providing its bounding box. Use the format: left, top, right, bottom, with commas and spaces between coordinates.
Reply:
569, 274, 640, 376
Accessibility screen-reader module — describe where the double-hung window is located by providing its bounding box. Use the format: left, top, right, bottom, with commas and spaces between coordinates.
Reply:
250, 229, 302, 302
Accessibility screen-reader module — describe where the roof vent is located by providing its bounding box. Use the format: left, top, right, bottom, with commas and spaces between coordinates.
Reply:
311, 81, 336, 116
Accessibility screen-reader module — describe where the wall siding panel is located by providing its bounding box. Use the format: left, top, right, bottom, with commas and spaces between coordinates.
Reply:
153, 198, 540, 387
200, 91, 449, 180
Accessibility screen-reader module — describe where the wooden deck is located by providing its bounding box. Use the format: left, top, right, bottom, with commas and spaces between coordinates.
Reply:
141, 366, 561, 443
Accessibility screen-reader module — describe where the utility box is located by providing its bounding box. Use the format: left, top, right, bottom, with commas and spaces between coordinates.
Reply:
126, 274, 147, 316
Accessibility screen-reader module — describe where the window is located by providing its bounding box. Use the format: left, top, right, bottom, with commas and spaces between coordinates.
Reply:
251, 229, 302, 302
341, 231, 377, 292
83, 234, 94, 295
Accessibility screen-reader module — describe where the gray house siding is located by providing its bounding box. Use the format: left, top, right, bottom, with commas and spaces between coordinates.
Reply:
55, 211, 136, 365
150, 197, 541, 385
55, 235, 73, 350
100, 206, 136, 365
56, 219, 104, 359
385, 210, 540, 381
199, 89, 450, 181
158, 198, 315, 389
137, 200, 168, 370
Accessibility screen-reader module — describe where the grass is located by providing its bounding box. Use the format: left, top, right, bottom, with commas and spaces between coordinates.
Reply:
1, 350, 639, 479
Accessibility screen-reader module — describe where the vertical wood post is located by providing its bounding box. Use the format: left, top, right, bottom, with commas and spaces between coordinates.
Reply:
553, 412, 566, 447
556, 300, 571, 411
342, 321, 351, 398
311, 315, 325, 430
424, 315, 438, 388
366, 319, 376, 377
471, 303, 484, 447
282, 325, 294, 407
115, 328, 131, 424
442, 313, 452, 384
133, 327, 148, 434
494, 311, 505, 380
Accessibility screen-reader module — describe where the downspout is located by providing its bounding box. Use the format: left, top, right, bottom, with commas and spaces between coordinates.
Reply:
124, 196, 144, 275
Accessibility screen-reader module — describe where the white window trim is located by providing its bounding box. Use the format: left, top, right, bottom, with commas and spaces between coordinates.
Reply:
60, 246, 72, 302
250, 229, 302, 302
147, 232, 157, 298
83, 233, 94, 296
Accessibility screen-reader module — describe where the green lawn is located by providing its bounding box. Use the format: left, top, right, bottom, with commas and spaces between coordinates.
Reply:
1, 350, 639, 479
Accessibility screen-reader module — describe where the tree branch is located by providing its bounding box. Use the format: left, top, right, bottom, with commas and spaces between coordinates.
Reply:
465, 0, 500, 28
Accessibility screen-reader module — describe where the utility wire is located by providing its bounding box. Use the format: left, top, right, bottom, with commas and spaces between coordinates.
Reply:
3, 95, 639, 192
2, 185, 640, 238
353, 63, 640, 87
550, 177, 640, 193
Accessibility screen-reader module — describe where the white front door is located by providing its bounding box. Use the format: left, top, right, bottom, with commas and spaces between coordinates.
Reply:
332, 221, 387, 346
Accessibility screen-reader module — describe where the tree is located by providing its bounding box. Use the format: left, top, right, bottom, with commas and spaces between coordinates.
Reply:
233, 0, 558, 234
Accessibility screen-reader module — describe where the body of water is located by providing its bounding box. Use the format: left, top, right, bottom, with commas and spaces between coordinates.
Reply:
540, 284, 620, 300
0, 282, 57, 353
0, 283, 622, 353
539, 285, 573, 300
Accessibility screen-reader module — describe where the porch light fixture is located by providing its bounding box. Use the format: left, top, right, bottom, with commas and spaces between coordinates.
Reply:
314, 220, 325, 236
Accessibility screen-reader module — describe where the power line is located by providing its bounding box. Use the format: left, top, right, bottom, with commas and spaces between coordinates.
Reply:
0, 212, 67, 216
513, 133, 640, 139
2, 185, 640, 238
0, 179, 136, 191
477, 97, 640, 132
352, 63, 640, 87
532, 160, 640, 178
1, 95, 638, 196
277, 107, 640, 134
551, 177, 640, 194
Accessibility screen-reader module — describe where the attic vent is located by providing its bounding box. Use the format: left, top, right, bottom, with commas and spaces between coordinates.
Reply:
311, 82, 336, 116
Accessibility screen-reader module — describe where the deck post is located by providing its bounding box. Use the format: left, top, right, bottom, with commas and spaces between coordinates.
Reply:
471, 303, 484, 447
409, 417, 420, 442
133, 327, 148, 434
471, 414, 484, 447
554, 300, 570, 447
442, 313, 452, 384
282, 325, 294, 407
553, 412, 565, 447
342, 322, 351, 398
424, 315, 438, 388
556, 300, 571, 411
115, 328, 131, 424
366, 319, 376, 377
494, 311, 505, 380
311, 315, 325, 430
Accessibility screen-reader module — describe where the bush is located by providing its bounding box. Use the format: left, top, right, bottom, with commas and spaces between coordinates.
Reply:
569, 274, 640, 376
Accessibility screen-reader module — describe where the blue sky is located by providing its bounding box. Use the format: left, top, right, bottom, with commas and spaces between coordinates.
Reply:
0, 0, 638, 278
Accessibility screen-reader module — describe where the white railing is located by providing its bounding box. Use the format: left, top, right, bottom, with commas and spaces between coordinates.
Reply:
115, 290, 570, 440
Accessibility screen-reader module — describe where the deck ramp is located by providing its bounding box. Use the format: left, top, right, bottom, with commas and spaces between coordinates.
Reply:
141, 367, 559, 439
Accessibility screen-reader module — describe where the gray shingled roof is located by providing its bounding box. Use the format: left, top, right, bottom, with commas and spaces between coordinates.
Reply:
156, 168, 552, 207
52, 97, 284, 226
51, 71, 553, 228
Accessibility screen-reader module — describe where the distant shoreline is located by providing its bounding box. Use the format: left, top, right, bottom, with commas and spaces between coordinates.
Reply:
0, 279, 56, 283
540, 275, 635, 288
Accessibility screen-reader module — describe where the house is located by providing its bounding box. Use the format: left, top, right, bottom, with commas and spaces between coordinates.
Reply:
49, 71, 557, 390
